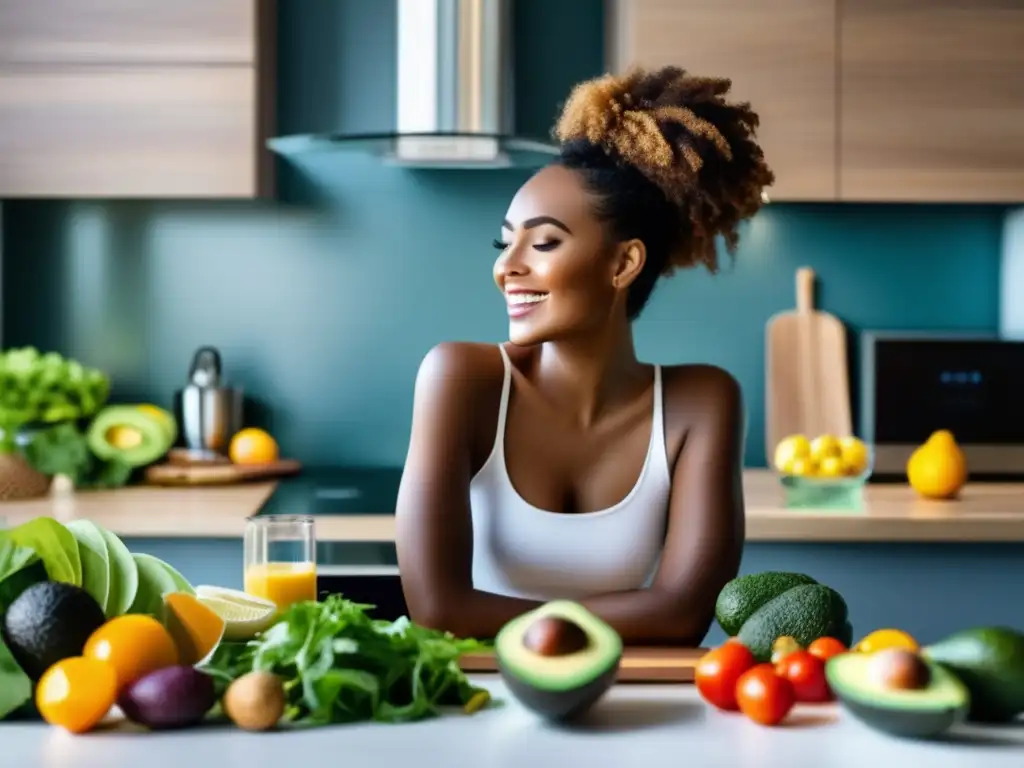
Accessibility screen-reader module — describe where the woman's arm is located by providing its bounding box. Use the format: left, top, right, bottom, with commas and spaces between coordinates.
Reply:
396, 343, 543, 639
580, 365, 746, 646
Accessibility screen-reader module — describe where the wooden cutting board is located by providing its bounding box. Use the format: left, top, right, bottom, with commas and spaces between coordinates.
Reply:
765, 267, 852, 461
458, 647, 705, 683
144, 459, 302, 486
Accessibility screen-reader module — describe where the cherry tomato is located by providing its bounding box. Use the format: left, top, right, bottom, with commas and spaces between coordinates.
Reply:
775, 650, 833, 703
807, 636, 847, 661
695, 641, 756, 711
736, 664, 796, 726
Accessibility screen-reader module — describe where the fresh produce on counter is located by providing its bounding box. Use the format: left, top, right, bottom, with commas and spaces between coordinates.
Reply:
87, 404, 178, 469
229, 428, 280, 466
202, 594, 491, 727
714, 571, 852, 661
854, 628, 919, 654
0, 517, 196, 719
826, 647, 969, 739
922, 626, 1024, 723
773, 433, 870, 479
0, 347, 110, 451
492, 600, 622, 722
906, 429, 968, 500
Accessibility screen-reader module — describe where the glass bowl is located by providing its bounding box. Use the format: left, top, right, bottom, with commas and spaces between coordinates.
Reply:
776, 449, 874, 510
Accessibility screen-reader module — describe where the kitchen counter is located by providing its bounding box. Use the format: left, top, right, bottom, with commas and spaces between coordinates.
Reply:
4, 676, 1021, 768
4, 469, 1024, 543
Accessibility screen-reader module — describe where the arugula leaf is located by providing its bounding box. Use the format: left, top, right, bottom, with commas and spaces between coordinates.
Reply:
201, 595, 492, 726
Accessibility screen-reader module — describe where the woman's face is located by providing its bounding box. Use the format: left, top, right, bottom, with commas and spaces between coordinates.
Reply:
493, 165, 639, 346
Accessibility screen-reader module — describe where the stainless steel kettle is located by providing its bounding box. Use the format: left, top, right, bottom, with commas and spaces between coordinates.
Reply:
177, 346, 243, 455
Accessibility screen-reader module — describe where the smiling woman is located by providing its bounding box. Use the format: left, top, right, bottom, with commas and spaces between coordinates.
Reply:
396, 66, 774, 645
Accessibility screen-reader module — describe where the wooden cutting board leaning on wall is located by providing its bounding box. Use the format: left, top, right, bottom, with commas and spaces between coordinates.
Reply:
765, 267, 853, 461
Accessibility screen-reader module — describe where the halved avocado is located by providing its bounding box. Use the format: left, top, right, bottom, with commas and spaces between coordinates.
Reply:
826, 650, 970, 740
495, 600, 622, 722
87, 405, 175, 468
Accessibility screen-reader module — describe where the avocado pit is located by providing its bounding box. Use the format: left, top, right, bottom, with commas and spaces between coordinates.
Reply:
870, 648, 931, 691
523, 616, 589, 657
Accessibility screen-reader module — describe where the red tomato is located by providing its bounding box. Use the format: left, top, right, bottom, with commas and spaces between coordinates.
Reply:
775, 650, 833, 703
736, 664, 796, 726
695, 642, 756, 711
807, 636, 847, 661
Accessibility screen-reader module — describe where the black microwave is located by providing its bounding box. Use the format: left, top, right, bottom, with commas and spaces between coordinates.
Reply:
859, 332, 1024, 479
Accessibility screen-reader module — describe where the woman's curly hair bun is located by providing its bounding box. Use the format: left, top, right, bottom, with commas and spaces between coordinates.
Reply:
555, 65, 775, 271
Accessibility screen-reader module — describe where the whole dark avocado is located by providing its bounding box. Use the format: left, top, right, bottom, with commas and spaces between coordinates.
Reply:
715, 572, 817, 636
735, 583, 850, 662
923, 626, 1024, 723
826, 650, 970, 740
2, 580, 107, 681
496, 600, 622, 722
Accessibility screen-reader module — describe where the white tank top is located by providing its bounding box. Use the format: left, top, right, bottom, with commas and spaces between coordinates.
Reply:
469, 345, 672, 601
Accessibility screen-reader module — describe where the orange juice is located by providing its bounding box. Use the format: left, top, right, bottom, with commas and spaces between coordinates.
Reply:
244, 562, 317, 609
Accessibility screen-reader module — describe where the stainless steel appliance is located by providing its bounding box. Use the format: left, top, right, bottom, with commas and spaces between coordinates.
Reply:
176, 346, 243, 456
860, 332, 1024, 478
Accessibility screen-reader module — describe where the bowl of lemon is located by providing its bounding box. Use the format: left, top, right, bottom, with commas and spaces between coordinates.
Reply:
773, 433, 872, 510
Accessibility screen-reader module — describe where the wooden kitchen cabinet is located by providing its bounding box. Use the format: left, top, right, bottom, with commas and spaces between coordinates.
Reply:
0, 0, 275, 198
606, 0, 839, 201
0, 0, 259, 65
839, 0, 1024, 202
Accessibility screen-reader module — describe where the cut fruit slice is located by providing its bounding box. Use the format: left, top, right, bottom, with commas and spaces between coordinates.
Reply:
199, 595, 278, 642
195, 585, 278, 610
163, 592, 226, 666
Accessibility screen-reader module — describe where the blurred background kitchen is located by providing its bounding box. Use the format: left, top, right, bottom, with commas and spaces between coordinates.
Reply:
2, 0, 1020, 472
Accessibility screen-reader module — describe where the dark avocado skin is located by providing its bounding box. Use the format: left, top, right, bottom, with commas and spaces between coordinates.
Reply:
498, 654, 621, 722
839, 697, 961, 740
2, 581, 107, 681
924, 627, 1024, 723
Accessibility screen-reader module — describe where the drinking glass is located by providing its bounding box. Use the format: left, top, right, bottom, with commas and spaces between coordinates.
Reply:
243, 515, 317, 609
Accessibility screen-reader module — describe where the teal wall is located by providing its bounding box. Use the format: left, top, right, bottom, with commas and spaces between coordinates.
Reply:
0, 0, 1008, 468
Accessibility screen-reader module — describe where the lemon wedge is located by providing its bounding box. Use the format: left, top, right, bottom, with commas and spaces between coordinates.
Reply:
194, 586, 279, 642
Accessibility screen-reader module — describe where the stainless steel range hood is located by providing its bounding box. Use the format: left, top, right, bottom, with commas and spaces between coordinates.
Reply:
268, 0, 559, 169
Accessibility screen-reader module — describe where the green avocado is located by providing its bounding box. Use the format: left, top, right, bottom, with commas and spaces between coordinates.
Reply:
2, 581, 107, 681
826, 651, 969, 739
86, 405, 175, 468
736, 583, 850, 662
495, 601, 622, 722
715, 572, 818, 636
922, 626, 1024, 723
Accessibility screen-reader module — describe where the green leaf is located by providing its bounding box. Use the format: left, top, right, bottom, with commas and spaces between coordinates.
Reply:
0, 637, 32, 720
201, 594, 491, 726
8, 516, 81, 586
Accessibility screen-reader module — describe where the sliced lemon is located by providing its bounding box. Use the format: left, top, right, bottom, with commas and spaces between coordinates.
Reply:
194, 586, 278, 642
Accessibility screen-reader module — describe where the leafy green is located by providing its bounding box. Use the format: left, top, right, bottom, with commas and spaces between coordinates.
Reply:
21, 422, 132, 490
0, 347, 110, 453
8, 517, 81, 586
201, 595, 493, 725
0, 535, 45, 720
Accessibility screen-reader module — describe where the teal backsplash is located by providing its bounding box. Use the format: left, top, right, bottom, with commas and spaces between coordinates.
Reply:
0, 0, 1009, 467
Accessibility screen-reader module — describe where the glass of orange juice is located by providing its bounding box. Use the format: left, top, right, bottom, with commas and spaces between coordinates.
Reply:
243, 515, 318, 610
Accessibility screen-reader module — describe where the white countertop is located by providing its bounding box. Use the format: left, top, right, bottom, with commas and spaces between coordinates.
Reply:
5, 676, 1021, 767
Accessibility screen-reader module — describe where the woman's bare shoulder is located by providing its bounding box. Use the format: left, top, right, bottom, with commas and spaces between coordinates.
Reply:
660, 363, 744, 426
412, 342, 508, 412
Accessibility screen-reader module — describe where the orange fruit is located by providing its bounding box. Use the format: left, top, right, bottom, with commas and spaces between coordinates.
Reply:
907, 430, 967, 499
36, 656, 118, 734
229, 428, 279, 465
83, 615, 179, 691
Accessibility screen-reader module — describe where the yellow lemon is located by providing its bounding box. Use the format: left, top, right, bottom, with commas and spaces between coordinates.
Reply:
854, 628, 919, 654
907, 431, 966, 500
790, 457, 819, 477
838, 436, 870, 476
810, 434, 842, 462
817, 455, 846, 478
774, 434, 811, 473
229, 428, 280, 465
